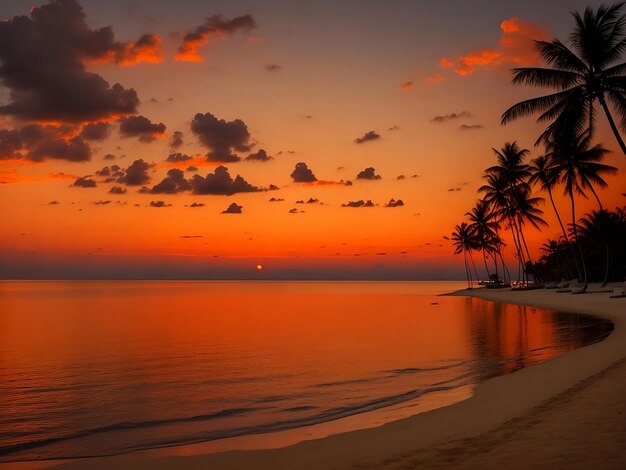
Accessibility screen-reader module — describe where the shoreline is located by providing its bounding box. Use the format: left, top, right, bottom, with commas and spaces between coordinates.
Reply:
37, 286, 626, 469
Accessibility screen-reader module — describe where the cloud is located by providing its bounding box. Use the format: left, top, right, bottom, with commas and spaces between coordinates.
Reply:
459, 124, 484, 131
269, 197, 285, 202
150, 200, 171, 207
191, 112, 253, 162
290, 162, 317, 183
118, 115, 166, 142
264, 64, 282, 72
399, 81, 414, 90
306, 198, 320, 204
93, 200, 112, 205
176, 15, 256, 62
221, 202, 243, 214
288, 208, 304, 214
388, 125, 400, 131
385, 199, 404, 207
354, 131, 381, 144
425, 73, 445, 84
437, 17, 551, 77
103, 153, 116, 160
397, 175, 406, 180
190, 165, 260, 195
109, 186, 126, 194
170, 131, 184, 149
117, 159, 151, 186
0, 125, 92, 162
356, 167, 381, 180
342, 200, 375, 208
147, 168, 192, 194
245, 149, 273, 162
448, 187, 462, 192
80, 122, 111, 141
73, 176, 96, 188
431, 111, 473, 123
95, 164, 123, 178
166, 153, 192, 163
187, 166, 198, 172
189, 202, 205, 207
0, 0, 149, 122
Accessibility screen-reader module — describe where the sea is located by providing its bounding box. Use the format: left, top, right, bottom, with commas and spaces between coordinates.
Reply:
0, 281, 613, 464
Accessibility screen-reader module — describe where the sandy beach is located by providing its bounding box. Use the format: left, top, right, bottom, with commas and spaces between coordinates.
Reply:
42, 286, 625, 470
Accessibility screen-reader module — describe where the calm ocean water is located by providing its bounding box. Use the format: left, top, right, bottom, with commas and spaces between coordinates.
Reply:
0, 281, 613, 463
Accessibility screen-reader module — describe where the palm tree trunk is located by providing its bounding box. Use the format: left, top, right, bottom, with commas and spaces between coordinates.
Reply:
469, 252, 480, 284
463, 252, 471, 289
482, 250, 491, 279
518, 225, 537, 283
510, 216, 527, 283
547, 186, 582, 280
599, 96, 626, 157
587, 184, 604, 210
569, 191, 588, 291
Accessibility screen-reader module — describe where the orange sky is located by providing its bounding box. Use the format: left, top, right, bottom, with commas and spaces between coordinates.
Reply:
0, 0, 624, 279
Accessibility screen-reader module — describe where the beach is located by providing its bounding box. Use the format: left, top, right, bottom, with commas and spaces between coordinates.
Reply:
46, 286, 626, 470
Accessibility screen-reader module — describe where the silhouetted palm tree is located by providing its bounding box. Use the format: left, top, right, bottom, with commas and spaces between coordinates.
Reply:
466, 199, 499, 279
548, 131, 617, 289
501, 3, 626, 156
451, 222, 479, 288
528, 154, 582, 279
577, 209, 621, 285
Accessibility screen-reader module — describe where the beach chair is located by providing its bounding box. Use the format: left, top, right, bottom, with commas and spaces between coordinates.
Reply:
610, 281, 626, 298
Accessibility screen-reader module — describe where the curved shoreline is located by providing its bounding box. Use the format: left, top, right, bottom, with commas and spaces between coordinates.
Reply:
43, 287, 626, 470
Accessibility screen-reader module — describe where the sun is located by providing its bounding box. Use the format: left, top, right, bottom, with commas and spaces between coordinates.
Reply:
256, 264, 263, 271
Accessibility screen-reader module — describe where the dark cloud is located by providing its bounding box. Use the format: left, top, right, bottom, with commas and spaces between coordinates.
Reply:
48, 200, 60, 205
191, 112, 253, 162
80, 122, 111, 141
118, 115, 166, 142
385, 199, 404, 207
221, 202, 243, 214
354, 131, 380, 144
103, 153, 116, 160
166, 152, 192, 162
170, 131, 184, 149
73, 176, 96, 188
295, 200, 304, 204
431, 111, 473, 123
95, 165, 122, 177
190, 165, 260, 195
117, 159, 151, 186
397, 175, 406, 180
268, 184, 280, 191
411, 174, 421, 178
93, 200, 112, 205
306, 198, 320, 204
176, 15, 256, 62
150, 200, 171, 208
180, 235, 203, 238
448, 187, 462, 192
189, 202, 205, 207
388, 125, 400, 131
147, 168, 192, 194
109, 186, 126, 194
0, 125, 92, 161
245, 149, 273, 162
0, 0, 149, 122
342, 200, 375, 208
290, 162, 317, 183
356, 167, 381, 180
186, 165, 198, 172
459, 124, 484, 131
269, 197, 285, 202
264, 64, 282, 72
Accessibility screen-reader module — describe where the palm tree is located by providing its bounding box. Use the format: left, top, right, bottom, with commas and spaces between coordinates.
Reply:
577, 209, 621, 286
548, 131, 618, 290
481, 142, 534, 283
501, 3, 626, 156
466, 199, 500, 279
451, 222, 479, 288
528, 154, 582, 280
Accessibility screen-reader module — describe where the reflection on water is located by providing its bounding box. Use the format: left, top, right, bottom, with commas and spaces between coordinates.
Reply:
0, 281, 612, 462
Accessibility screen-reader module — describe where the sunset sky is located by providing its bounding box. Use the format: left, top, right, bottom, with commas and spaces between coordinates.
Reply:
1, 0, 624, 279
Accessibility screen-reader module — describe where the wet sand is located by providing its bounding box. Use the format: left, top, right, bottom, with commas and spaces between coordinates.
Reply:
44, 286, 626, 469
